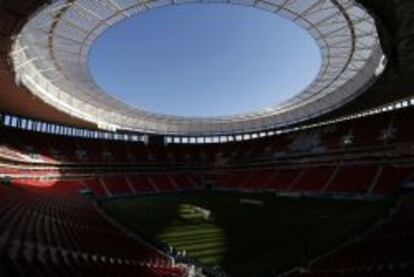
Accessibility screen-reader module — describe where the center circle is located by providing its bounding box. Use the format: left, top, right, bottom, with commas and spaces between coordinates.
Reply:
89, 4, 321, 117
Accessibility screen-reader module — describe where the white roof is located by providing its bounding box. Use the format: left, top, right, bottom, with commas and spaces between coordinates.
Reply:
11, 0, 384, 135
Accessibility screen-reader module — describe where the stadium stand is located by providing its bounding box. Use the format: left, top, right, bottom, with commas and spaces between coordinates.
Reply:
290, 194, 414, 277
1, 0, 414, 276
2, 104, 414, 197
0, 180, 187, 277
1, 104, 414, 166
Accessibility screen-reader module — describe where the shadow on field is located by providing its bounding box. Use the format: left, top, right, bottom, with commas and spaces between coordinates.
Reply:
102, 192, 392, 277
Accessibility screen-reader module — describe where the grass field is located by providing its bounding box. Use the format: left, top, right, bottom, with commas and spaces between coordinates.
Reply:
102, 192, 391, 276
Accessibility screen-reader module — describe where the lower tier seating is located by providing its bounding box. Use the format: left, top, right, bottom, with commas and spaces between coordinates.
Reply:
0, 181, 187, 277
290, 194, 414, 277
6, 163, 413, 198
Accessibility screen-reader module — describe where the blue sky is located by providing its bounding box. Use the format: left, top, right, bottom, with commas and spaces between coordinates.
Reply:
89, 4, 321, 117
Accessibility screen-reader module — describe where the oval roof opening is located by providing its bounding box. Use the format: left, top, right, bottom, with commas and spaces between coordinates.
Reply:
89, 4, 321, 117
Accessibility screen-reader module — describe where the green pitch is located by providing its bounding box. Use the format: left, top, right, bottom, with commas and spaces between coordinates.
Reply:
102, 192, 391, 276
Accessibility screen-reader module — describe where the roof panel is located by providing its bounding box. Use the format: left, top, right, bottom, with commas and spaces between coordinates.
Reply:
11, 0, 384, 135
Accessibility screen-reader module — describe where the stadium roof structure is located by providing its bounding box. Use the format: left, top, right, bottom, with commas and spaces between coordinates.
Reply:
11, 0, 385, 135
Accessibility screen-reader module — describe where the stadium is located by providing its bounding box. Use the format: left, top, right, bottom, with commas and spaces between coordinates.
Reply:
0, 0, 413, 276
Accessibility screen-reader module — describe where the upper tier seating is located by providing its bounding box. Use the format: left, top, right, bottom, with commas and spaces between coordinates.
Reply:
2, 106, 414, 166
